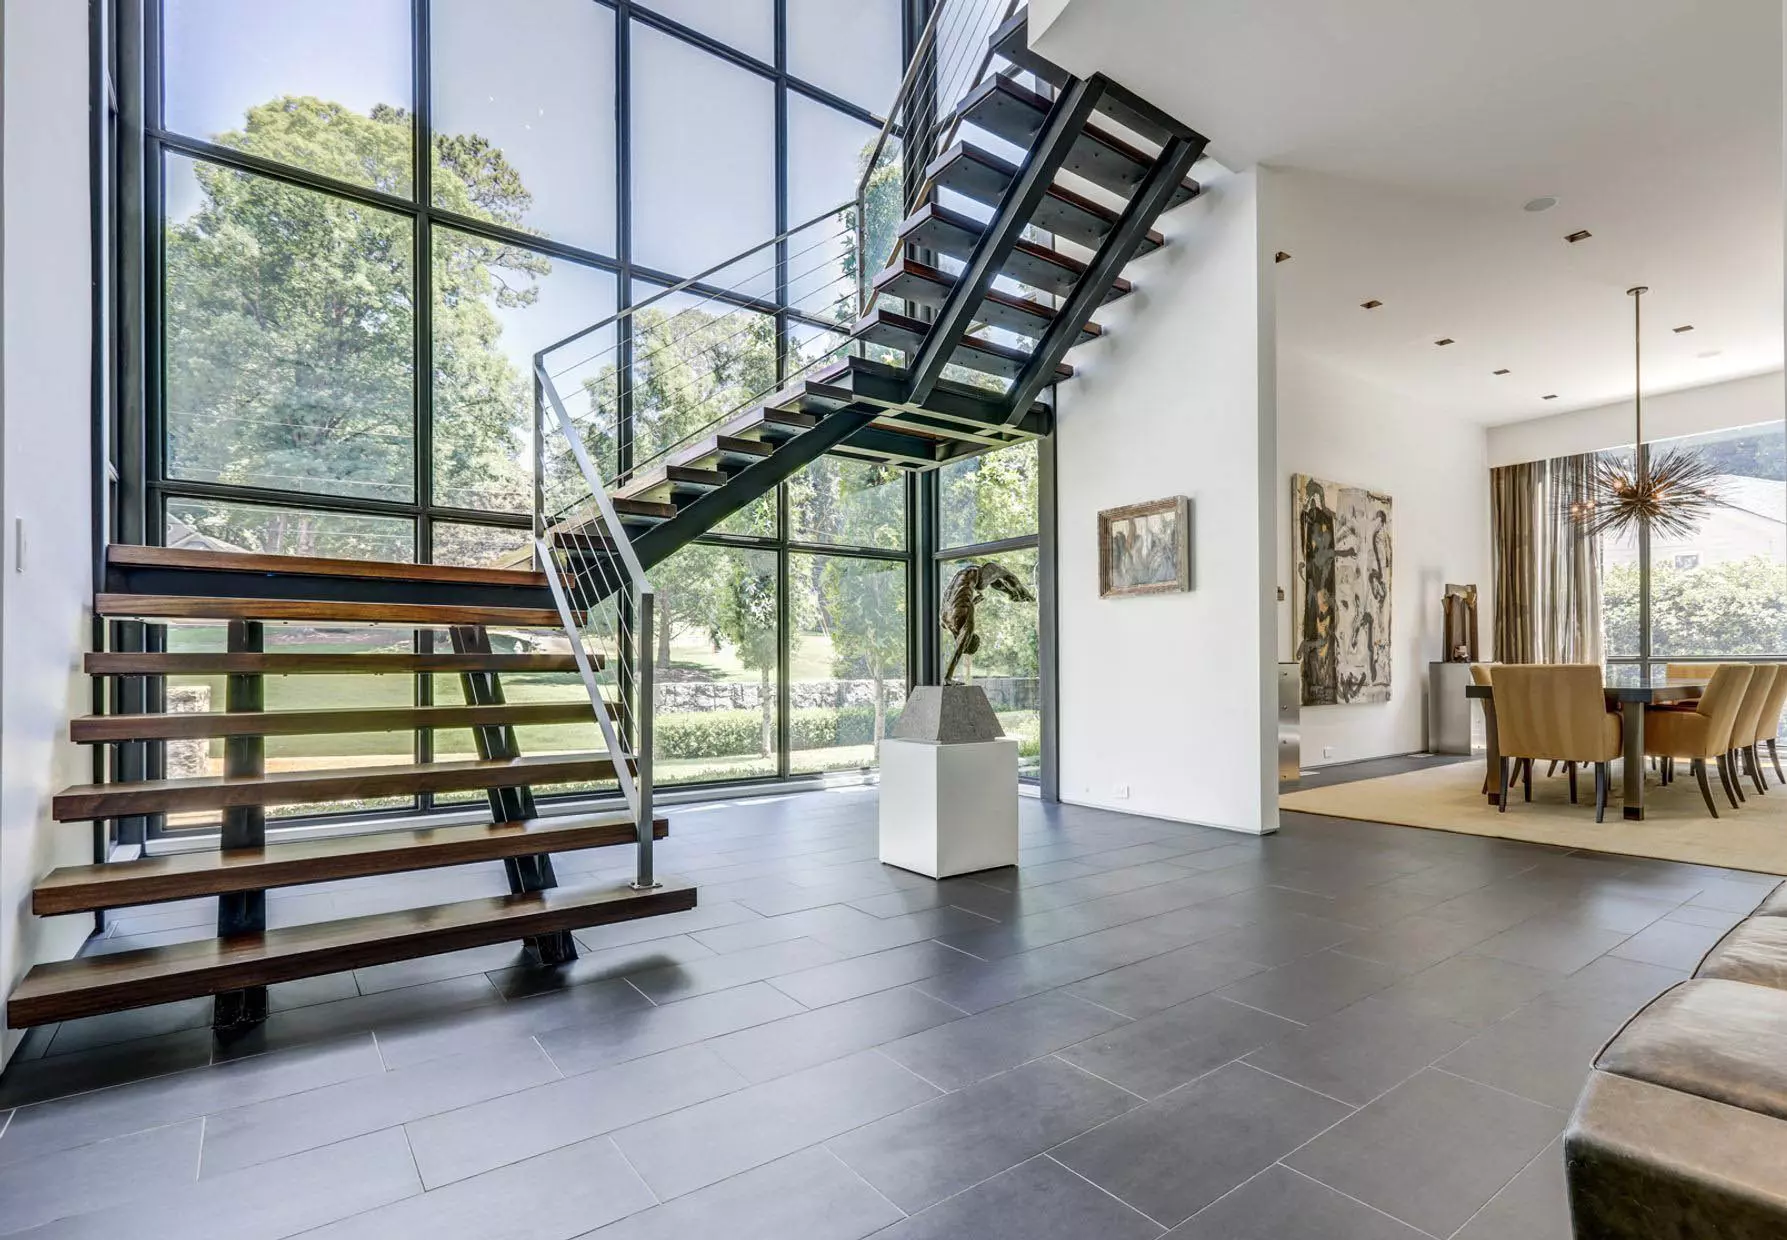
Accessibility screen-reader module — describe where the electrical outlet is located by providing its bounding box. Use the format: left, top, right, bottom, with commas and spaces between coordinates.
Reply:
1113, 784, 1130, 800
1322, 746, 1335, 759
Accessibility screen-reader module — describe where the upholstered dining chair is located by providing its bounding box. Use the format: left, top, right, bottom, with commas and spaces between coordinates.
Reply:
1739, 664, 1785, 793
1726, 665, 1776, 801
1491, 664, 1623, 823
1758, 663, 1787, 783
1644, 664, 1754, 818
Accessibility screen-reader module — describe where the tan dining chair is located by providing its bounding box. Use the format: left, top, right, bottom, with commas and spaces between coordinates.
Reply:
1759, 662, 1787, 783
1726, 665, 1777, 801
1665, 663, 1713, 682
1644, 663, 1754, 818
1739, 664, 1786, 793
1491, 664, 1623, 822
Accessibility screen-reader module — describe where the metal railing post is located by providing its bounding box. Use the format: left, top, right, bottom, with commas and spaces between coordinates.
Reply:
634, 589, 656, 890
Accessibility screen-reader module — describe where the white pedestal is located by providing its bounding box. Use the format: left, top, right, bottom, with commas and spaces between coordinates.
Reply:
878, 737, 1019, 879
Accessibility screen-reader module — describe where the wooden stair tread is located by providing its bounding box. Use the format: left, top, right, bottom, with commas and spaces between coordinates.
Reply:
94, 594, 567, 628
33, 814, 669, 915
71, 701, 614, 744
925, 142, 1165, 255
85, 652, 594, 676
897, 202, 1131, 301
8, 881, 697, 1026
107, 546, 547, 590
986, 11, 1177, 148
952, 75, 1201, 205
53, 753, 626, 821
610, 496, 678, 521
666, 433, 775, 471
853, 308, 1073, 384
873, 259, 1102, 341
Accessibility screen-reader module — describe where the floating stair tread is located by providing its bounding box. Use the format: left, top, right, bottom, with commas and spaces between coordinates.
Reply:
925, 142, 1165, 255
853, 308, 1073, 384
873, 259, 1101, 340
53, 753, 626, 821
985, 11, 1177, 147
33, 814, 668, 915
85, 652, 594, 676
614, 464, 729, 504
9, 881, 698, 1026
106, 546, 547, 590
71, 701, 614, 744
610, 496, 678, 521
953, 75, 1200, 205
667, 434, 775, 471
897, 203, 1131, 302
94, 594, 567, 628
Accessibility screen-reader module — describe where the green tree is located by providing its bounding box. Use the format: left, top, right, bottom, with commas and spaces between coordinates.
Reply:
165, 96, 546, 554
714, 550, 782, 757
1604, 557, 1787, 655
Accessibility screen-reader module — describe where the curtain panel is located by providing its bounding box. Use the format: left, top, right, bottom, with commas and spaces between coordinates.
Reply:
1491, 454, 1604, 665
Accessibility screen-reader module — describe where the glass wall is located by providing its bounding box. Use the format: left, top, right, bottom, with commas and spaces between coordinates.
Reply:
133, 0, 914, 818
1601, 420, 1787, 692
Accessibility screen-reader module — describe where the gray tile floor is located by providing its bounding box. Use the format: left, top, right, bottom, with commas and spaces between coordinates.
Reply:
0, 776, 1776, 1239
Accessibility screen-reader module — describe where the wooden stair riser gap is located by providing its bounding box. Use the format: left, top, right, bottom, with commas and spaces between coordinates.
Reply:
105, 565, 558, 614
854, 308, 1073, 384
85, 652, 596, 676
896, 203, 1131, 302
923, 143, 1165, 256
7, 883, 698, 1027
33, 818, 669, 916
873, 260, 1102, 341
52, 754, 626, 821
95, 595, 568, 628
106, 546, 548, 589
71, 701, 616, 744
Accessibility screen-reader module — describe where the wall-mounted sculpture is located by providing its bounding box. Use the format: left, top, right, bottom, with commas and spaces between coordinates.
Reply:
942, 561, 1035, 685
1443, 583, 1479, 663
1292, 473, 1393, 705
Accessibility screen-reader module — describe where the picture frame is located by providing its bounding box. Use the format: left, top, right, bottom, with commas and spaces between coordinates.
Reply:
1098, 496, 1192, 598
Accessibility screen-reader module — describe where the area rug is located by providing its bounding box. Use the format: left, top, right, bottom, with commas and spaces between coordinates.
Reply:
1279, 760, 1787, 875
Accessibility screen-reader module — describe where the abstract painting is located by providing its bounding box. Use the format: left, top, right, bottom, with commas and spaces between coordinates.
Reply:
1098, 496, 1192, 598
1292, 474, 1392, 705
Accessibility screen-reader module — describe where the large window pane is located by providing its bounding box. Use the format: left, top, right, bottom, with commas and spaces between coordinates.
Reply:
790, 457, 905, 550
630, 26, 775, 279
432, 229, 616, 513
787, 0, 903, 112
650, 543, 780, 784
163, 0, 413, 196
432, 522, 531, 569
638, 0, 774, 64
165, 153, 415, 503
787, 95, 880, 325
430, 0, 617, 252
939, 440, 1039, 548
790, 554, 907, 774
167, 498, 415, 562
938, 548, 1040, 779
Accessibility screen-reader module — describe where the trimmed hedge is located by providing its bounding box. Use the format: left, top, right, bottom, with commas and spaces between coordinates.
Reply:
655, 705, 905, 759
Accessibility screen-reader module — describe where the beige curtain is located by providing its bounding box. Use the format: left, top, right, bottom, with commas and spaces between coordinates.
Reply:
1491, 454, 1603, 665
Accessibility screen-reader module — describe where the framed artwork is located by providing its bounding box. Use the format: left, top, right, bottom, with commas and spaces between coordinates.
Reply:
1291, 473, 1393, 705
1098, 496, 1192, 598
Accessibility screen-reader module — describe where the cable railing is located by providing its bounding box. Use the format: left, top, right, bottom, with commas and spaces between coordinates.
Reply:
528, 3, 1030, 887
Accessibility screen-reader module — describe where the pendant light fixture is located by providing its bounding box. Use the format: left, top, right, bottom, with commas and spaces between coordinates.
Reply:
1567, 286, 1725, 540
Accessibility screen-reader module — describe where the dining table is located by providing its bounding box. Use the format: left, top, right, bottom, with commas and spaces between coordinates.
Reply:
1465, 678, 1705, 820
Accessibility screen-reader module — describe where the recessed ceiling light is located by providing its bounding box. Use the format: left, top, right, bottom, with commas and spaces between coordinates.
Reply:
1565, 230, 1592, 244
1524, 196, 1560, 213
1360, 299, 1383, 310
1435, 338, 1455, 347
1275, 251, 1292, 263
1673, 324, 1694, 333
1493, 368, 1511, 375
1543, 394, 1559, 400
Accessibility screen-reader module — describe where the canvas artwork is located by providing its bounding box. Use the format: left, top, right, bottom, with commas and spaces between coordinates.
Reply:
1099, 496, 1192, 598
1292, 474, 1392, 705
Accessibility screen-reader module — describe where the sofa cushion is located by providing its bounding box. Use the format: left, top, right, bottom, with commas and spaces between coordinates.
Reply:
1696, 918, 1787, 990
1753, 880, 1787, 917
1596, 979, 1787, 1122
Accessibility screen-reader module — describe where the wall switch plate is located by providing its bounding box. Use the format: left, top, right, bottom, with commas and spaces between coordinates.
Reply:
1113, 784, 1130, 799
1322, 746, 1335, 759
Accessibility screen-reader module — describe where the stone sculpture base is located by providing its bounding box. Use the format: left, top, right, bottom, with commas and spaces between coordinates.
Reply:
891, 684, 1005, 743
878, 737, 1019, 879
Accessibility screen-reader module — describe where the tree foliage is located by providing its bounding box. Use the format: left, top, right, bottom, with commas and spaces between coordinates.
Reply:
1604, 557, 1787, 656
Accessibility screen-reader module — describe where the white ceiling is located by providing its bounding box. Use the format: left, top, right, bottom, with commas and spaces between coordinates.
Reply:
1032, 0, 1785, 425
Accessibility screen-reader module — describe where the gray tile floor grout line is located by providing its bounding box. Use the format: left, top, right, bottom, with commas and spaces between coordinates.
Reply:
193, 1114, 207, 1181
1278, 1162, 1446, 1238
1442, 1137, 1559, 1240
1208, 993, 1311, 1027
603, 1132, 663, 1208
0, 1108, 11, 1143
818, 1142, 910, 1220
1428, 1064, 1569, 1114
1238, 1060, 1357, 1110
620, 976, 660, 1008
866, 1045, 950, 1095
1047, 1053, 1149, 1103
530, 1034, 566, 1080
369, 1029, 389, 1073
396, 1120, 427, 1196
1040, 1150, 1173, 1233
1066, 993, 1138, 1023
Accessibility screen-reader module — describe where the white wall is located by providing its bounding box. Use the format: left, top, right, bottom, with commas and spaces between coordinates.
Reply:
1, 0, 97, 1065
1056, 165, 1278, 834
1276, 353, 1492, 764
1487, 370, 1784, 467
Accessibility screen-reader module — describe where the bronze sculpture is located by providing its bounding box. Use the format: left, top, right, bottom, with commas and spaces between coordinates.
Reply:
942, 561, 1035, 685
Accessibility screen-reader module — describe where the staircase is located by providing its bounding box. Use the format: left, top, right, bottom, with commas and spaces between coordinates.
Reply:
7, 5, 1205, 1034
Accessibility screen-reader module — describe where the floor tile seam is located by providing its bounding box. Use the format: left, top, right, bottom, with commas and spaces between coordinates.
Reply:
1276, 1161, 1446, 1239
1439, 1134, 1562, 1240
604, 1131, 664, 1209
1426, 1066, 1571, 1117
193, 1113, 206, 1180
0, 1110, 226, 1172
817, 1142, 911, 1221
0, 1110, 10, 1143
1045, 1053, 1149, 1103
0, 1032, 239, 1113
866, 1046, 952, 1096
1037, 1055, 1249, 1149
1038, 1151, 1173, 1233
1206, 993, 1312, 1028
1240, 1062, 1356, 1110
